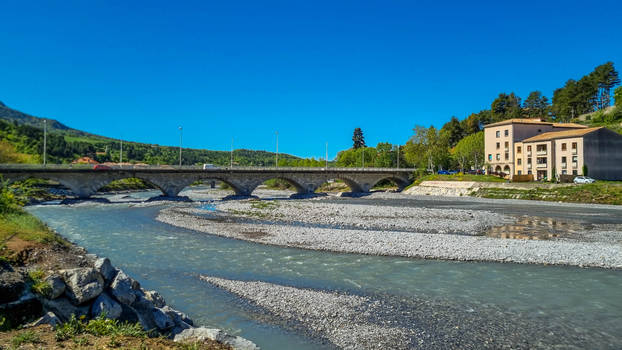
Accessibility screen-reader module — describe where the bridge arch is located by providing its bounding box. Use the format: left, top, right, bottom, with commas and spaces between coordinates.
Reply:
368, 175, 410, 191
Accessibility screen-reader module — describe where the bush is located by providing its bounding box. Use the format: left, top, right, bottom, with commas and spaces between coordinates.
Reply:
55, 314, 146, 341
0, 181, 20, 214
28, 269, 52, 297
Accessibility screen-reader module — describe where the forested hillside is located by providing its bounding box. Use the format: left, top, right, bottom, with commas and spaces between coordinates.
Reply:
0, 103, 301, 166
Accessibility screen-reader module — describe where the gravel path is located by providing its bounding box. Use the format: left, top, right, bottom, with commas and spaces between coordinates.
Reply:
156, 198, 622, 268
201, 276, 617, 349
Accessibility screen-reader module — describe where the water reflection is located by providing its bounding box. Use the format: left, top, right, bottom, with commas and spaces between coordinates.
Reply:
486, 216, 594, 240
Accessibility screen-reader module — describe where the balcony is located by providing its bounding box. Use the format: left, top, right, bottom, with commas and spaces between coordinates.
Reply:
536, 151, 547, 155
572, 149, 577, 155
572, 162, 578, 168
561, 162, 567, 169
527, 164, 532, 169
536, 163, 547, 168
527, 152, 532, 157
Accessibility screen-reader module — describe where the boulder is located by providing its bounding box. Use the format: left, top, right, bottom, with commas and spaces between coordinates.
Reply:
144, 290, 166, 308
0, 293, 42, 327
152, 307, 175, 330
94, 258, 116, 284
44, 274, 66, 299
59, 268, 104, 305
0, 270, 26, 303
40, 296, 89, 322
110, 270, 137, 305
91, 292, 122, 319
27, 311, 61, 328
130, 295, 157, 331
161, 305, 193, 327
174, 327, 260, 350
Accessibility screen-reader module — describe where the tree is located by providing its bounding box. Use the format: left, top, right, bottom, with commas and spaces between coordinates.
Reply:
352, 128, 365, 149
374, 142, 394, 168
491, 93, 522, 121
523, 91, 550, 119
592, 62, 620, 109
402, 125, 450, 172
615, 86, 622, 107
451, 132, 484, 172
440, 116, 464, 147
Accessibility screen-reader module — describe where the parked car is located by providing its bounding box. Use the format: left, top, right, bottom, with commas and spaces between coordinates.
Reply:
437, 170, 450, 175
203, 163, 217, 170
573, 176, 595, 184
93, 164, 112, 171
448, 170, 458, 175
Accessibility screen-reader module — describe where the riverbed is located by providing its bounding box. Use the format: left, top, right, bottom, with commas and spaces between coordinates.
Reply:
26, 187, 622, 349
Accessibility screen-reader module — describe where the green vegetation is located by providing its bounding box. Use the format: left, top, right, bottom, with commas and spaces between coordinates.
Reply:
55, 314, 147, 341
263, 178, 295, 190
474, 182, 622, 205
98, 178, 154, 192
11, 329, 41, 347
28, 269, 53, 297
408, 173, 506, 188
250, 199, 278, 210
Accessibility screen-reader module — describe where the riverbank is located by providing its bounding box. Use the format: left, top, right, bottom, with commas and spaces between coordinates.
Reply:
156, 194, 622, 269
0, 199, 258, 349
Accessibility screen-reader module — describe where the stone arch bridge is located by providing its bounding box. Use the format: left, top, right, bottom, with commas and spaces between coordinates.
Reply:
0, 166, 414, 199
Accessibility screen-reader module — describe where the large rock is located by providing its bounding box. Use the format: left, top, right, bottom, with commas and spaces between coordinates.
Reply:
152, 307, 175, 330
40, 296, 89, 322
59, 268, 104, 305
91, 292, 122, 319
0, 270, 26, 303
110, 270, 137, 305
27, 311, 61, 328
174, 327, 260, 350
130, 295, 157, 331
94, 258, 116, 284
0, 293, 42, 327
161, 305, 193, 327
144, 290, 166, 308
44, 274, 66, 299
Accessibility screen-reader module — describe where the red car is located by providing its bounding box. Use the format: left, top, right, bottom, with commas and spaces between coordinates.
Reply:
93, 164, 112, 171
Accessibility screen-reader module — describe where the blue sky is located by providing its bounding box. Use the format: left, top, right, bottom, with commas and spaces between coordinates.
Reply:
1, 1, 620, 159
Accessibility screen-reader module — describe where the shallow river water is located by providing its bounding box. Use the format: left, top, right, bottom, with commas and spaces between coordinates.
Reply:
27, 190, 622, 349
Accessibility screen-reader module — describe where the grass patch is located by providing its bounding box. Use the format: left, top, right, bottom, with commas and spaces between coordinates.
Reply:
55, 314, 147, 342
475, 181, 622, 205
0, 210, 65, 247
28, 269, 53, 297
11, 330, 41, 347
249, 200, 278, 210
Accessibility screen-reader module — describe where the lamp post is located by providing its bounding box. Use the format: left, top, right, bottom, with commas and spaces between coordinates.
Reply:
230, 137, 234, 168
275, 131, 279, 168
43, 120, 47, 167
178, 126, 183, 167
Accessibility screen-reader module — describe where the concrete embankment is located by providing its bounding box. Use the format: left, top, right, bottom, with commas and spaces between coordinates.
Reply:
404, 180, 575, 197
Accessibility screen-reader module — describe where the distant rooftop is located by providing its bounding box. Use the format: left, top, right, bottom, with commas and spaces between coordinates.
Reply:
484, 118, 588, 129
521, 127, 603, 143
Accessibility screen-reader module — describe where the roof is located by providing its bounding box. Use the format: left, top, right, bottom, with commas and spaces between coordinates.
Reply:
484, 118, 587, 129
521, 127, 603, 143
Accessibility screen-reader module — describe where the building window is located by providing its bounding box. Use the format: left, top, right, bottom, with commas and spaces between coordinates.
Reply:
527, 145, 532, 153
505, 153, 509, 160
536, 144, 547, 152
527, 158, 532, 164
488, 154, 492, 161
528, 170, 532, 174
572, 142, 577, 149
561, 156, 567, 163
504, 141, 509, 149
496, 154, 500, 161
561, 143, 567, 151
562, 170, 567, 175
573, 170, 578, 175
572, 156, 578, 162
496, 131, 500, 138
517, 159, 522, 165
537, 157, 547, 164
517, 170, 522, 175
504, 129, 509, 137
517, 146, 522, 154
496, 142, 500, 149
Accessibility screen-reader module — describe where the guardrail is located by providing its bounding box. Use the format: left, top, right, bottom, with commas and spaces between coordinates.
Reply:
0, 164, 417, 172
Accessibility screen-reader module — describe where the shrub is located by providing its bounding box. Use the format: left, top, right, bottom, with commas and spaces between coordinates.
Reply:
11, 330, 41, 347
55, 314, 146, 341
28, 269, 52, 297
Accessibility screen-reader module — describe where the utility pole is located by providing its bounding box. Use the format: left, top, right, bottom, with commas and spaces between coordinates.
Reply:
230, 137, 234, 168
120, 140, 123, 168
275, 131, 279, 168
178, 126, 183, 167
43, 120, 47, 167
325, 142, 328, 169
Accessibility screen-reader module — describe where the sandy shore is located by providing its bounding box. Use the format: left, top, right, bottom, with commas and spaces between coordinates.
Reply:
155, 195, 622, 269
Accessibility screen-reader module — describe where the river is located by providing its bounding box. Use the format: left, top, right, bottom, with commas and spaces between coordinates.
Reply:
27, 189, 622, 349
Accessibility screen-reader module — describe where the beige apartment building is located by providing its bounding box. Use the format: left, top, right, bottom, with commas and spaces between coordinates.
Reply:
484, 118, 586, 175
485, 119, 622, 180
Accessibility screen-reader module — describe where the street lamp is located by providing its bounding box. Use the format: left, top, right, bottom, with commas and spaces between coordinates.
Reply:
275, 131, 279, 168
43, 120, 47, 167
178, 126, 183, 167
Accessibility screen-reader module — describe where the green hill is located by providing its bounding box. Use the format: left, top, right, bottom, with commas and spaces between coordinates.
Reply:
0, 101, 300, 166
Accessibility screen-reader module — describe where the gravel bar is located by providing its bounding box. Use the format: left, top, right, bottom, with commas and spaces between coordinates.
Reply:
156, 198, 622, 269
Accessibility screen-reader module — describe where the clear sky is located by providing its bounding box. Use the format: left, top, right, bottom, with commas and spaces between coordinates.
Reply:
1, 1, 620, 159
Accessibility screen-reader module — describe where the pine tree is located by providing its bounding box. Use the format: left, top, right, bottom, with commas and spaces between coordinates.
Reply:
523, 91, 550, 119
352, 128, 365, 149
